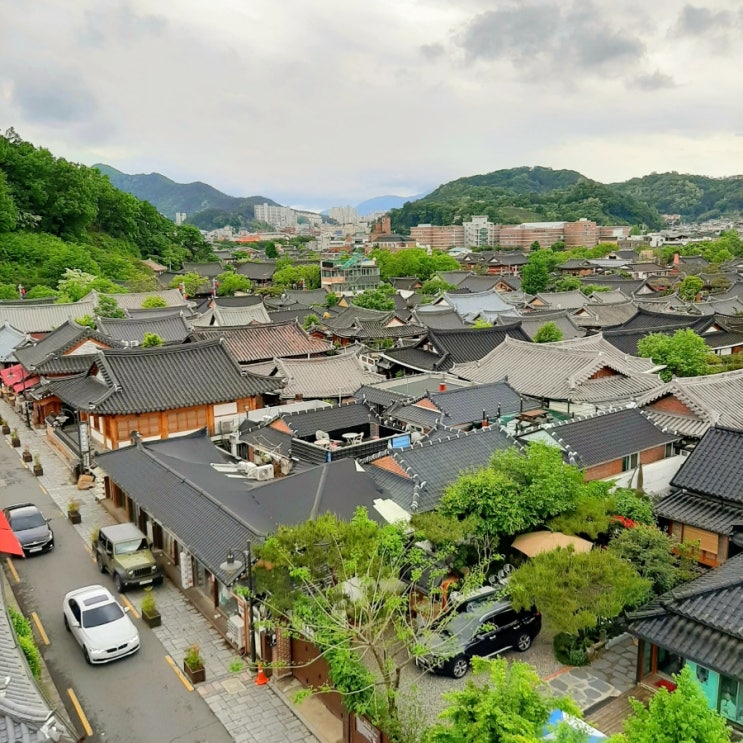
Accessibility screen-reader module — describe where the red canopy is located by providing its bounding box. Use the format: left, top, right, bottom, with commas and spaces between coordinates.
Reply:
0, 364, 38, 393
0, 511, 25, 558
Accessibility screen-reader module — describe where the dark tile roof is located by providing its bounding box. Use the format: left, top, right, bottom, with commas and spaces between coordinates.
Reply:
546, 408, 679, 468
191, 321, 332, 363
426, 323, 531, 369
488, 252, 528, 266
181, 261, 223, 278
239, 425, 293, 458
281, 400, 381, 438
0, 300, 96, 334
412, 306, 468, 330
43, 338, 277, 414
321, 306, 394, 330
283, 289, 330, 307
364, 425, 514, 512
381, 347, 447, 372
609, 307, 714, 333
456, 275, 501, 293
14, 320, 116, 369
126, 305, 192, 320
354, 385, 410, 408
670, 426, 743, 503
234, 262, 277, 281
654, 489, 743, 534
34, 354, 100, 376
268, 307, 320, 325
213, 295, 265, 307
514, 310, 585, 341
628, 554, 743, 681
330, 319, 426, 341
579, 277, 650, 295
96, 315, 191, 345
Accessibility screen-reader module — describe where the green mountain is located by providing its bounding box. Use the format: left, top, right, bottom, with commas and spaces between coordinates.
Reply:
390, 166, 664, 233
93, 164, 279, 226
611, 172, 743, 222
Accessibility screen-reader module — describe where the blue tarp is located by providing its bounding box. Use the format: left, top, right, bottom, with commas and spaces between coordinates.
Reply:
542, 709, 607, 741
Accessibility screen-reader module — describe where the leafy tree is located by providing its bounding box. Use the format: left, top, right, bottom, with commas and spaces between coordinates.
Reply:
168, 272, 206, 298
420, 277, 456, 296
508, 547, 651, 636
351, 285, 395, 311
637, 329, 709, 381
533, 322, 563, 343
56, 268, 98, 302
95, 296, 126, 319
581, 284, 611, 296
256, 509, 461, 742
324, 292, 339, 308
428, 657, 583, 743
141, 333, 165, 347
611, 665, 731, 743
265, 243, 278, 259
370, 247, 459, 282
521, 249, 558, 294
677, 275, 703, 302
141, 295, 167, 308
272, 262, 320, 290
0, 171, 18, 232
612, 489, 654, 525
75, 314, 95, 329
303, 314, 319, 330
215, 271, 252, 296
25, 284, 57, 299
547, 486, 614, 540
552, 277, 583, 292
470, 317, 493, 328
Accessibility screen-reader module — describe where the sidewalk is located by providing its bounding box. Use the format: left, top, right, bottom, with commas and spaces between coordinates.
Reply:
1, 402, 335, 743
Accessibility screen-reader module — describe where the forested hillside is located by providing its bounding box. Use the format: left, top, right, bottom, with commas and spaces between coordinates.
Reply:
0, 129, 213, 299
612, 172, 743, 222
390, 166, 664, 233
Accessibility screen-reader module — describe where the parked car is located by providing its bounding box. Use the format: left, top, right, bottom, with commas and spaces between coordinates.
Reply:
3, 503, 54, 555
93, 523, 162, 592
63, 584, 140, 664
415, 599, 541, 679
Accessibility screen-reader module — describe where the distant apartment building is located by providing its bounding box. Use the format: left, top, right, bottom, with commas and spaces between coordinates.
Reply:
410, 224, 465, 250
175, 212, 187, 226
463, 215, 498, 248
321, 254, 381, 293
254, 203, 298, 229
329, 206, 359, 224
497, 219, 630, 249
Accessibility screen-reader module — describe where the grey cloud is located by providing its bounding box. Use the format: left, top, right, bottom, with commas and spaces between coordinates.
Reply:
631, 71, 677, 91
420, 43, 445, 60
673, 5, 733, 36
79, 0, 167, 47
10, 71, 99, 125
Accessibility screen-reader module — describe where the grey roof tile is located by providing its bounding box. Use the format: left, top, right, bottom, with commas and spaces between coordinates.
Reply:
412, 306, 468, 330
0, 301, 96, 334
96, 314, 191, 345
513, 310, 585, 341
425, 323, 531, 369
280, 401, 380, 438
654, 490, 743, 533
81, 288, 188, 310
0, 322, 28, 363
191, 303, 271, 326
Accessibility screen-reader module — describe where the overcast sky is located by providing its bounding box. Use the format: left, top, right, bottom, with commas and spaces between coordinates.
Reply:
2, 0, 742, 211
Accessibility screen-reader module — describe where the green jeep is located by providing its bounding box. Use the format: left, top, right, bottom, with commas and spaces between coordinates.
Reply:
94, 523, 162, 593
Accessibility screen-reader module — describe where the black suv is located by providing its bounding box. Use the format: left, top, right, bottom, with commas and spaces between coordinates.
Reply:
4, 503, 54, 556
416, 599, 541, 679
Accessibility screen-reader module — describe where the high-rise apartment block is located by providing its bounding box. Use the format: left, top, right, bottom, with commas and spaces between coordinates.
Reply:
254, 203, 298, 228
409, 224, 465, 249
329, 206, 358, 224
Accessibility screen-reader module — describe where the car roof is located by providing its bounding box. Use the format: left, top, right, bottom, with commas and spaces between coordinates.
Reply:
100, 523, 146, 541
65, 584, 115, 604
5, 503, 41, 514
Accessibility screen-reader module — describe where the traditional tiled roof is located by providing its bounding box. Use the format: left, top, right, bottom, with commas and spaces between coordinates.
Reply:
512, 310, 585, 341
488, 252, 528, 266
275, 351, 384, 399
15, 320, 115, 369
234, 262, 277, 281
96, 314, 192, 345
42, 339, 277, 414
434, 290, 513, 320
181, 261, 223, 277
320, 306, 393, 330
452, 334, 664, 404
126, 306, 192, 320
654, 489, 743, 534
579, 277, 651, 295
363, 426, 514, 512
528, 290, 589, 310
0, 301, 96, 334
412, 306, 467, 330
544, 408, 679, 468
329, 319, 427, 341
213, 295, 265, 307
638, 369, 743, 436
0, 321, 29, 363
610, 307, 714, 333
455, 275, 502, 293
628, 553, 743, 681
425, 323, 531, 370
191, 321, 332, 363
572, 301, 638, 329
354, 384, 411, 409
280, 400, 381, 438
283, 289, 329, 307
81, 288, 188, 310
267, 307, 320, 325
191, 303, 271, 327
437, 271, 470, 287
379, 347, 447, 373
589, 289, 632, 304
670, 426, 743, 502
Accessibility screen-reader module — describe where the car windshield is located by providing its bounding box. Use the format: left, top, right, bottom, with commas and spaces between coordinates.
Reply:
82, 602, 124, 628
114, 538, 147, 555
10, 511, 46, 530
439, 612, 481, 640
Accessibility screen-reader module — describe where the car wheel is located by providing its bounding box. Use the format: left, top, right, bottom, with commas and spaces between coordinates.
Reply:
96, 553, 105, 573
83, 647, 92, 665
113, 573, 125, 593
63, 614, 69, 631
450, 656, 469, 679
516, 632, 532, 652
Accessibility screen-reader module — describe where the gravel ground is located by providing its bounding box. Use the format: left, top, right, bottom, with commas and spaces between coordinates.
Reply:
399, 629, 564, 729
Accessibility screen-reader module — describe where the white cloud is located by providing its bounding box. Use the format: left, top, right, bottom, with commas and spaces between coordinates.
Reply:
0, 0, 741, 208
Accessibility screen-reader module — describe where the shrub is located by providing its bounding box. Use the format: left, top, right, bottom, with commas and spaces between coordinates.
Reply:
141, 589, 157, 615
184, 644, 204, 669
8, 606, 32, 638
613, 488, 655, 525
18, 635, 42, 678
553, 632, 590, 666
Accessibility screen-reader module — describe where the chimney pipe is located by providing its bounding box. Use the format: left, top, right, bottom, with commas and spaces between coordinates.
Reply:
439, 382, 446, 392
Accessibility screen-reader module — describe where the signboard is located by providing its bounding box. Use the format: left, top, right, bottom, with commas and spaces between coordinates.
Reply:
355, 717, 381, 743
389, 434, 411, 450
180, 551, 194, 589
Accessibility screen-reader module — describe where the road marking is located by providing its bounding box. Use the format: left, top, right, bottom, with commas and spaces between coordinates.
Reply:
5, 558, 20, 584
31, 612, 49, 645
165, 655, 194, 692
67, 688, 93, 737
38, 483, 48, 495
120, 595, 140, 619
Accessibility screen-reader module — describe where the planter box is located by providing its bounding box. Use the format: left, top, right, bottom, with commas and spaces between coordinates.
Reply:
11, 438, 20, 448
183, 662, 205, 684
33, 466, 43, 477
68, 511, 81, 524
142, 610, 161, 628
22, 451, 32, 462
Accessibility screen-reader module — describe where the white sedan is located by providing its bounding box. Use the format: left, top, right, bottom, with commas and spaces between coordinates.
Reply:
63, 585, 140, 664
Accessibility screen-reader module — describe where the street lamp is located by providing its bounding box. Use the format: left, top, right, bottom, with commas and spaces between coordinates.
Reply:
220, 541, 257, 664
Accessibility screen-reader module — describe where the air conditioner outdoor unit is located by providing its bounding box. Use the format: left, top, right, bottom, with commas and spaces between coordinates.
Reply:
227, 614, 245, 652
255, 464, 274, 481
237, 461, 259, 477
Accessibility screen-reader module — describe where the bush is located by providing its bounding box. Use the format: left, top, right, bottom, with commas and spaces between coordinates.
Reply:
18, 635, 42, 678
8, 606, 32, 638
553, 632, 590, 666
613, 488, 655, 525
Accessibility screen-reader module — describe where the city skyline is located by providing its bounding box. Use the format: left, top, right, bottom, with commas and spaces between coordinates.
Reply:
2, 0, 742, 210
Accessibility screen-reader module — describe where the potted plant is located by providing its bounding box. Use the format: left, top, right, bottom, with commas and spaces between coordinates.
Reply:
10, 429, 20, 447
67, 498, 81, 524
140, 588, 161, 628
183, 644, 205, 684
32, 454, 43, 477
22, 445, 32, 463
0, 417, 8, 435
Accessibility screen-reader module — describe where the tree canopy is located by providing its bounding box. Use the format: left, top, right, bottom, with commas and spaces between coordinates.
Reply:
351, 285, 395, 311
533, 322, 564, 343
636, 329, 709, 381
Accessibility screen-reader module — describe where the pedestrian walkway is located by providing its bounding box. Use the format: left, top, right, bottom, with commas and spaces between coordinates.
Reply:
544, 634, 638, 711
1, 403, 321, 743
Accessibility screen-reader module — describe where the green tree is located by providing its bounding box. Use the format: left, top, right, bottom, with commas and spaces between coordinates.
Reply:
265, 243, 278, 258
216, 271, 252, 295
470, 317, 493, 328
141, 333, 165, 347
428, 658, 584, 743
637, 329, 709, 381
420, 277, 457, 296
141, 295, 167, 309
533, 322, 563, 343
169, 272, 206, 298
303, 314, 320, 330
325, 292, 339, 308
0, 171, 18, 232
95, 295, 126, 318
553, 276, 583, 292
351, 286, 395, 311
612, 489, 654, 525
547, 485, 614, 540
677, 275, 703, 302
611, 665, 731, 743
508, 547, 651, 636
521, 250, 558, 294
56, 268, 97, 302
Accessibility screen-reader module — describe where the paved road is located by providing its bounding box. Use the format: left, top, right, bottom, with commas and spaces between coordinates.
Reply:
0, 439, 233, 743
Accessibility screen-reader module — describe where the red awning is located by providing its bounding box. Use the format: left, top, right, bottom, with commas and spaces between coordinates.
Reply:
12, 376, 39, 393
0, 364, 38, 393
0, 512, 25, 558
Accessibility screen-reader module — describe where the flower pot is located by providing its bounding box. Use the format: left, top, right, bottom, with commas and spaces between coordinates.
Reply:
183, 661, 205, 684
33, 465, 43, 477
22, 450, 32, 462
1, 425, 9, 435
68, 511, 81, 524
11, 438, 20, 448
142, 609, 161, 628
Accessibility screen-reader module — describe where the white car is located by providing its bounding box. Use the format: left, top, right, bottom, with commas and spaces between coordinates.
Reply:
63, 585, 140, 664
